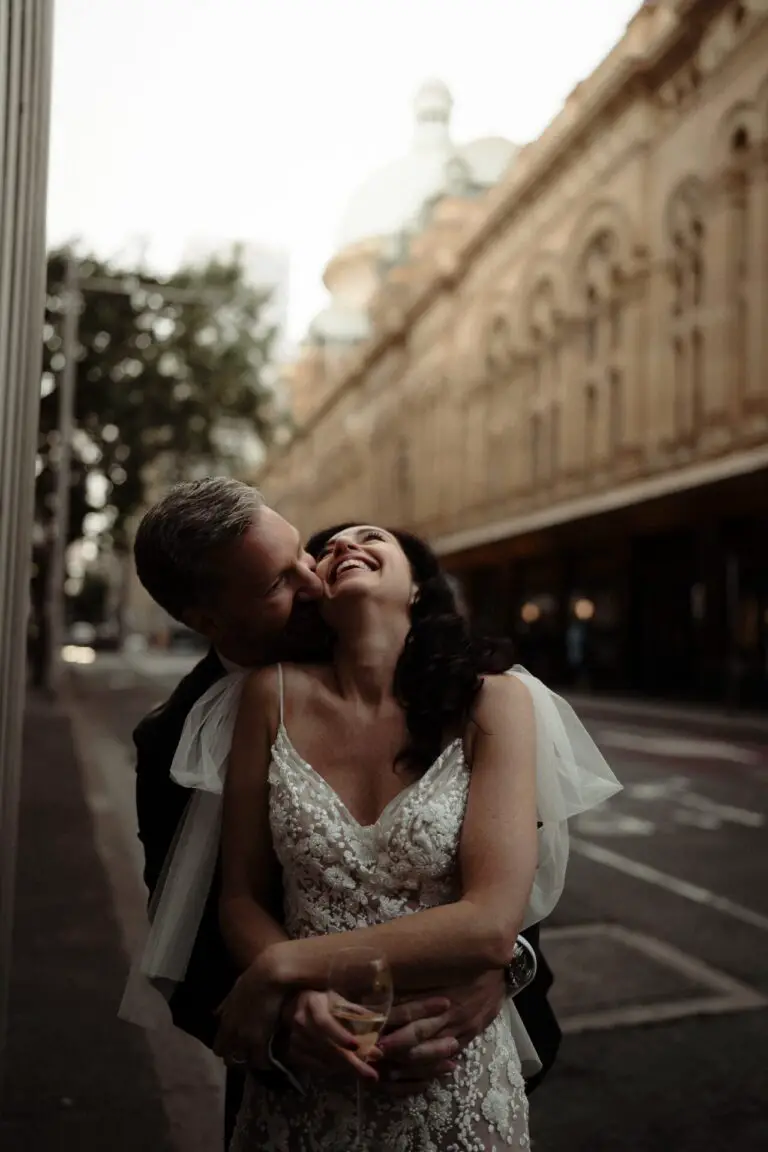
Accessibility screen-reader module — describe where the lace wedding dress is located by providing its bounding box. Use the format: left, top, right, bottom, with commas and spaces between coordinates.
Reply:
230, 695, 531, 1151
121, 665, 622, 1149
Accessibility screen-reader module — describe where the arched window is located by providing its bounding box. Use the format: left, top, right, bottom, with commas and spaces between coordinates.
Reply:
668, 181, 705, 442
577, 229, 624, 467
526, 278, 561, 485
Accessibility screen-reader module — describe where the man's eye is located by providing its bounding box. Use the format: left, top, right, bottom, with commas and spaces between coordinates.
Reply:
269, 575, 287, 593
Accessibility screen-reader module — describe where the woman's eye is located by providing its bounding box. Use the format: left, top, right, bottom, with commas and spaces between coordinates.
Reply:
363, 530, 386, 542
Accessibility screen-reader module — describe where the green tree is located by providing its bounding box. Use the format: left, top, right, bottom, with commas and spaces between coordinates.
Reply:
30, 244, 287, 680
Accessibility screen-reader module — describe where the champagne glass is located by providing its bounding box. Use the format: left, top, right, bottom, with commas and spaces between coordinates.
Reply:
328, 947, 393, 1147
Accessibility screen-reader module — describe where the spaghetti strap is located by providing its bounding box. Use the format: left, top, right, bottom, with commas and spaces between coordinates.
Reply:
276, 663, 285, 728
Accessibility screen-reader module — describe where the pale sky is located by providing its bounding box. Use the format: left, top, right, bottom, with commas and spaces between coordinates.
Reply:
49, 0, 641, 342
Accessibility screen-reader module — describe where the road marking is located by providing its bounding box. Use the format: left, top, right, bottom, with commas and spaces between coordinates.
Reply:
676, 792, 764, 828
571, 837, 768, 932
595, 727, 763, 765
541, 923, 767, 1033
575, 811, 656, 837
588, 775, 767, 835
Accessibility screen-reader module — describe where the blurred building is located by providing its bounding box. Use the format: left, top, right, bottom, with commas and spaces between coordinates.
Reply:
259, 0, 768, 708
280, 78, 520, 427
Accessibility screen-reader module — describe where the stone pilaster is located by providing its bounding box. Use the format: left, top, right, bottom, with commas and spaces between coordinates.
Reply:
0, 0, 55, 1079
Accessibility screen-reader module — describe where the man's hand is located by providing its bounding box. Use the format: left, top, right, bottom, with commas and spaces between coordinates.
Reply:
376, 972, 505, 1095
274, 991, 380, 1083
213, 963, 285, 1069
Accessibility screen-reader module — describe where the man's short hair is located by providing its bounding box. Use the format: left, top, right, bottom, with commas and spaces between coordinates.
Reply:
134, 477, 264, 622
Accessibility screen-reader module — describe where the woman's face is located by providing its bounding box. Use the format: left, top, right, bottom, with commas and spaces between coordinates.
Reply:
314, 525, 415, 618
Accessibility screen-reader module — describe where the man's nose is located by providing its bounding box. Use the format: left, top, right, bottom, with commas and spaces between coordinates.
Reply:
295, 563, 323, 601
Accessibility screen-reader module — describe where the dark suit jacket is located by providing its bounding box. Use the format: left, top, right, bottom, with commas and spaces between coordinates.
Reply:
133, 648, 561, 1080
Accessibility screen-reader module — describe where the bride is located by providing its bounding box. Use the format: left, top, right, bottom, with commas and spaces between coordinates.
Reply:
130, 523, 621, 1151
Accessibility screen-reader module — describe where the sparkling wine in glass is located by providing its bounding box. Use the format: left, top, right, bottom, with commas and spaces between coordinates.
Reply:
328, 948, 393, 1146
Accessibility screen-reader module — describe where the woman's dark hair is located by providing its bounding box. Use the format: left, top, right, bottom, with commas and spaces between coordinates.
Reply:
305, 523, 512, 776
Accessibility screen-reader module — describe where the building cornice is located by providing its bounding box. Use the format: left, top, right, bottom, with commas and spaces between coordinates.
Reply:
431, 442, 768, 559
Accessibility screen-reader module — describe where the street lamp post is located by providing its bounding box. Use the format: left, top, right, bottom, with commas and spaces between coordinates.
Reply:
45, 253, 79, 692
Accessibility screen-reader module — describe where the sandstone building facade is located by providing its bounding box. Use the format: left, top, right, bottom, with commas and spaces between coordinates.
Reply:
260, 0, 768, 706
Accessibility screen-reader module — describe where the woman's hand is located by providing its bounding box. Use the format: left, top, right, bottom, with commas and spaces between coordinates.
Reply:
277, 991, 381, 1082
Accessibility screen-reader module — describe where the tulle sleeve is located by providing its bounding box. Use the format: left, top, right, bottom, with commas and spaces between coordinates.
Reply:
507, 665, 622, 927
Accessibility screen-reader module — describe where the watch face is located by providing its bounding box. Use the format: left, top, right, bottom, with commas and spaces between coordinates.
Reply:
507, 938, 537, 994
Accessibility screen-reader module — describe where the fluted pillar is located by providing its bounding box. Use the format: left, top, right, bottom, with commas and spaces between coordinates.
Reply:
703, 172, 739, 441
0, 0, 55, 1081
746, 144, 768, 415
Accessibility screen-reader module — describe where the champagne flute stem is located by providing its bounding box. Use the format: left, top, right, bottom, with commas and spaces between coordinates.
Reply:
356, 1077, 364, 1150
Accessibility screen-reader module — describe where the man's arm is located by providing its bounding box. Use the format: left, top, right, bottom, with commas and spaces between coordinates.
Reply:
132, 652, 237, 1048
134, 707, 190, 896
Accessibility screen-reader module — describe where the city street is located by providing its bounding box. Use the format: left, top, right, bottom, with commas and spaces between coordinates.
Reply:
15, 651, 768, 1150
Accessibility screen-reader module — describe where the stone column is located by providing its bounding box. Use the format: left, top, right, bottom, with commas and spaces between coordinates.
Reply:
745, 145, 768, 419
557, 322, 579, 477
702, 172, 739, 445
621, 274, 649, 459
0, 0, 55, 1080
644, 260, 675, 454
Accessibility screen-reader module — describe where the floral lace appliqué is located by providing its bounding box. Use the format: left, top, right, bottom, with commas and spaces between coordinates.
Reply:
230, 731, 530, 1152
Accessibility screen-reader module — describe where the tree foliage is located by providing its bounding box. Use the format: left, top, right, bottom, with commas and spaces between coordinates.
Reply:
29, 245, 286, 674
37, 245, 283, 548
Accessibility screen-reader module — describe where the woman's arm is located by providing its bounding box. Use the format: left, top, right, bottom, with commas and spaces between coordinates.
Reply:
217, 665, 375, 1075
218, 668, 288, 969
259, 673, 538, 992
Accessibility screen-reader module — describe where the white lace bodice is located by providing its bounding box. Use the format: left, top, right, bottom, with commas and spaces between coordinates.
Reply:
231, 708, 530, 1152
270, 725, 469, 938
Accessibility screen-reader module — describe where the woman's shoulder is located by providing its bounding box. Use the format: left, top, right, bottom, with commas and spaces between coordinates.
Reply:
471, 671, 535, 731
241, 662, 330, 707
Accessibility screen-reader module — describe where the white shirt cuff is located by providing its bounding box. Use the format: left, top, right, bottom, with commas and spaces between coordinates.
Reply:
267, 1033, 306, 1095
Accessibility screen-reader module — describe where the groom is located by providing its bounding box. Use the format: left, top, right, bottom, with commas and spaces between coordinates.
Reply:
132, 477, 561, 1143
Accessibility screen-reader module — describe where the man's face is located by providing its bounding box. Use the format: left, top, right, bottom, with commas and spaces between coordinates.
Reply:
189, 507, 322, 662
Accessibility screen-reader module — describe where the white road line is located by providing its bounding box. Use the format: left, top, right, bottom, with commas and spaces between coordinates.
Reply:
571, 837, 768, 933
677, 793, 764, 828
539, 923, 767, 1032
595, 728, 763, 765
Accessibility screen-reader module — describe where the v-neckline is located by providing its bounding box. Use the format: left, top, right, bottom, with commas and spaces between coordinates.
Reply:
274, 724, 463, 831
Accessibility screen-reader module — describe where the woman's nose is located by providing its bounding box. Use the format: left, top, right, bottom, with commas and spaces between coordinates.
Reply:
333, 537, 359, 557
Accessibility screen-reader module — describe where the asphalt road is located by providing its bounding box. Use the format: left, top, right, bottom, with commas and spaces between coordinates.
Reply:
68, 652, 768, 1151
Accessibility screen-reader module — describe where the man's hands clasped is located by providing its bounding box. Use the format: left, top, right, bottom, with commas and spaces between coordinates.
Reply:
215, 967, 507, 1096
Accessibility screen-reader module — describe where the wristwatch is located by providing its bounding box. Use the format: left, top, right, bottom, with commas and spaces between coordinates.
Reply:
504, 935, 537, 997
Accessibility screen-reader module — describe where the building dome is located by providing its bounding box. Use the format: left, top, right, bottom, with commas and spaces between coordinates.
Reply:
337, 80, 516, 251
304, 81, 519, 350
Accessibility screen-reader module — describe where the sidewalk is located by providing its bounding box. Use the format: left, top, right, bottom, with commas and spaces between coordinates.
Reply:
0, 691, 222, 1151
